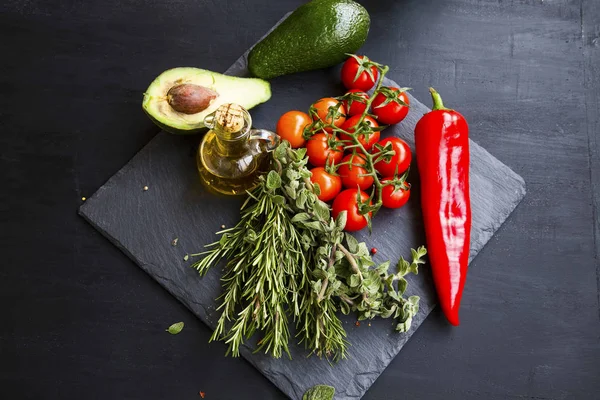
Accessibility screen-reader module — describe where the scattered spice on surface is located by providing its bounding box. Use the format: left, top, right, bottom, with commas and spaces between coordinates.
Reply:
143, 185, 149, 191
355, 321, 360, 327
199, 392, 205, 398
370, 247, 377, 255
368, 322, 371, 327
220, 224, 226, 229
81, 197, 86, 201
172, 238, 179, 246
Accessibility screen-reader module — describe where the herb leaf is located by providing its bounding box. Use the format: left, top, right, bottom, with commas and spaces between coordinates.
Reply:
303, 385, 335, 400
266, 170, 282, 190
166, 322, 184, 335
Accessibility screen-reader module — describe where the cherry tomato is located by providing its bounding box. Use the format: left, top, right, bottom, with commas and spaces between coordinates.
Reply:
341, 89, 369, 117
339, 115, 380, 152
306, 133, 344, 167
338, 153, 374, 190
276, 111, 311, 149
381, 178, 411, 209
332, 189, 372, 232
341, 55, 379, 91
372, 87, 410, 125
310, 167, 342, 202
311, 98, 346, 133
373, 137, 412, 177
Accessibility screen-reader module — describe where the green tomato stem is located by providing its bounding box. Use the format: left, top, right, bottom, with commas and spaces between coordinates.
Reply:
309, 64, 394, 215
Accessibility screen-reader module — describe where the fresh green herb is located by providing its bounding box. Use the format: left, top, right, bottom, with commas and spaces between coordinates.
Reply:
189, 143, 425, 361
303, 384, 335, 400
190, 161, 308, 359
166, 321, 184, 334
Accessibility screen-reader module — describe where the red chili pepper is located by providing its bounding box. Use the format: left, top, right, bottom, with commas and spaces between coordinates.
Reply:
414, 88, 471, 326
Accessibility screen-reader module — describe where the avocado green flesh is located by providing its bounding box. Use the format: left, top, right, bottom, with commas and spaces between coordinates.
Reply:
142, 67, 271, 135
248, 0, 370, 80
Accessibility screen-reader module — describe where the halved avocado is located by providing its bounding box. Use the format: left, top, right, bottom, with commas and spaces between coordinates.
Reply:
142, 67, 271, 135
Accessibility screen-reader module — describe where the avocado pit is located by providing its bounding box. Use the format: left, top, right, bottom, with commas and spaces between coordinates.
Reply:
167, 83, 218, 114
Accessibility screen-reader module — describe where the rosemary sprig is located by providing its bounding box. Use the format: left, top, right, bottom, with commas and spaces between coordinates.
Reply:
189, 168, 306, 358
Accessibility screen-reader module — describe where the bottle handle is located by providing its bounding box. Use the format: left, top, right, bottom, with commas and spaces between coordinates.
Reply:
203, 113, 216, 129
249, 129, 280, 151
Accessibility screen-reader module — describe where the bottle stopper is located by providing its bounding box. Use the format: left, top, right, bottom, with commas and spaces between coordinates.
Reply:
214, 103, 246, 133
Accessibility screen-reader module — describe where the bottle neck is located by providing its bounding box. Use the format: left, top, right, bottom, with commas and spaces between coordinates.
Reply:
213, 126, 250, 156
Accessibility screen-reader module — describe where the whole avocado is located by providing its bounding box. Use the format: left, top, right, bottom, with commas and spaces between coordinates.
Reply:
248, 0, 370, 80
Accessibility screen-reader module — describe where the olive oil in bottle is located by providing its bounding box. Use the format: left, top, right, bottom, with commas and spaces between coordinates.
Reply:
197, 103, 279, 195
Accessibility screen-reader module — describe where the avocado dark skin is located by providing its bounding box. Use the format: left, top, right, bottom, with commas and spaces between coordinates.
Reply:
248, 0, 370, 80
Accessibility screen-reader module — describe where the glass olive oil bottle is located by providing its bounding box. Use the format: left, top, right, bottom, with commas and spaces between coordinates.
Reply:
197, 103, 279, 195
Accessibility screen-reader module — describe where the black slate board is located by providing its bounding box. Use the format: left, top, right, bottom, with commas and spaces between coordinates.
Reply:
79, 16, 526, 400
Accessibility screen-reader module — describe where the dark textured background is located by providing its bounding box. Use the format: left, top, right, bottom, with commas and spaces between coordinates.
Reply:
1, 0, 599, 399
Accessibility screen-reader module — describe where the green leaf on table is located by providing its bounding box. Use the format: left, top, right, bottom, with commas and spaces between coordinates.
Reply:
312, 279, 322, 295
286, 168, 300, 182
304, 221, 324, 231
397, 277, 408, 295
396, 316, 413, 333
271, 195, 286, 205
296, 189, 308, 209
335, 211, 347, 231
303, 384, 335, 400
397, 256, 410, 276
381, 304, 396, 318
284, 186, 297, 200
312, 182, 322, 196
292, 213, 310, 223
313, 200, 330, 222
375, 261, 390, 275
415, 245, 428, 259
166, 322, 184, 335
273, 143, 287, 159
266, 170, 282, 190
340, 300, 350, 315
295, 147, 307, 159
345, 233, 359, 253
356, 242, 370, 257
313, 271, 327, 283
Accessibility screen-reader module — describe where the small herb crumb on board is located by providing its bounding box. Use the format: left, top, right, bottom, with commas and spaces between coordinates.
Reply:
303, 384, 335, 400
166, 322, 184, 335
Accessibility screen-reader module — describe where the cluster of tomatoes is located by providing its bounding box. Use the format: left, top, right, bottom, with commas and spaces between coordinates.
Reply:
275, 55, 413, 232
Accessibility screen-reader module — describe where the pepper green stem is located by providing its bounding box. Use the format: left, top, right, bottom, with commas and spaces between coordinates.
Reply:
429, 87, 448, 111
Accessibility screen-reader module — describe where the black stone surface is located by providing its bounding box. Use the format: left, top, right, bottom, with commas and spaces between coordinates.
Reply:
78, 19, 525, 399
3, 1, 600, 399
